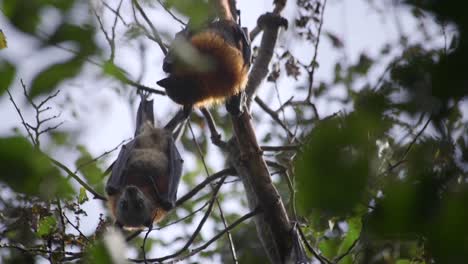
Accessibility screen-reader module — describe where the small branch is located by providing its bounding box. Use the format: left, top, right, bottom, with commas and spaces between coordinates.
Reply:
75, 138, 130, 174
7, 88, 35, 144
249, 0, 287, 41
246, 13, 288, 107
103, 2, 129, 26
306, 0, 327, 102
175, 168, 236, 207
384, 115, 432, 174
255, 97, 295, 138
132, 0, 168, 55
174, 208, 260, 262
48, 156, 107, 201
261, 145, 300, 152
200, 108, 228, 148
131, 176, 227, 262
156, 0, 186, 25
62, 212, 90, 243
126, 79, 166, 95
188, 122, 238, 262
297, 226, 331, 264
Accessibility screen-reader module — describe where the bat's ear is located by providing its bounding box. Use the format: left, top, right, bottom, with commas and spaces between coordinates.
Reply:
156, 78, 172, 89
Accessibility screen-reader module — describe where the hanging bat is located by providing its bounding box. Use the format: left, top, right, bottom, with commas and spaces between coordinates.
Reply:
157, 2, 251, 117
106, 98, 183, 230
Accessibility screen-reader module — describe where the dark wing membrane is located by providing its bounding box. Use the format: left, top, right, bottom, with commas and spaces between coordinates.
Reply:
158, 136, 183, 210
106, 98, 155, 195
105, 140, 136, 195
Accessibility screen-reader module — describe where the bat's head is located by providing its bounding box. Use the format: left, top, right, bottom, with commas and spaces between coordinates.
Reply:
115, 185, 154, 229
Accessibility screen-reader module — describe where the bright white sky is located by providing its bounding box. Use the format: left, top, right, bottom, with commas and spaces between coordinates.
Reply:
0, 0, 449, 262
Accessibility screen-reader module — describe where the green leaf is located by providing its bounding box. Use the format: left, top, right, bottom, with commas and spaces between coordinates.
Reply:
37, 216, 57, 237
103, 62, 129, 83
46, 23, 96, 58
2, 0, 41, 34
0, 59, 15, 95
30, 58, 83, 98
319, 238, 340, 259
296, 116, 371, 215
75, 145, 103, 186
396, 260, 411, 264
0, 136, 75, 199
165, 0, 215, 28
0, 30, 7, 49
337, 217, 362, 256
78, 187, 89, 204
85, 240, 113, 264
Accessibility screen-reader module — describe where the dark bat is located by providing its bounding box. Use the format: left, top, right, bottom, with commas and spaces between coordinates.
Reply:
106, 98, 183, 230
156, 11, 251, 117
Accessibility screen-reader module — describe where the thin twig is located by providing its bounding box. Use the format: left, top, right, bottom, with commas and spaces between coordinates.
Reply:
48, 156, 107, 201
75, 138, 130, 174
306, 0, 327, 102
187, 123, 238, 263
7, 88, 35, 144
131, 176, 227, 262
255, 97, 295, 138
384, 115, 432, 174
297, 226, 331, 264
132, 0, 168, 54
176, 168, 236, 207
261, 145, 300, 151
174, 208, 260, 262
156, 0, 186, 25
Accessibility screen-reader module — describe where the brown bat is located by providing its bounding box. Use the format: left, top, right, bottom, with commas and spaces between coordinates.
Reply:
157, 3, 251, 117
106, 98, 183, 230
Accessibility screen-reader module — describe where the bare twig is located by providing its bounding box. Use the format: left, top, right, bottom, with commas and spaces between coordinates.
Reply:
174, 208, 260, 262
187, 123, 238, 263
306, 0, 327, 102
255, 97, 295, 138
261, 145, 300, 151
7, 88, 35, 144
132, 0, 168, 54
75, 138, 130, 174
62, 212, 90, 243
384, 115, 432, 174
48, 156, 107, 201
156, 0, 186, 25
176, 167, 236, 206
297, 226, 331, 264
131, 176, 227, 262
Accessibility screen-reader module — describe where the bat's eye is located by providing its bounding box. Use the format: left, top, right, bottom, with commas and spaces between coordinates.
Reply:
120, 200, 128, 210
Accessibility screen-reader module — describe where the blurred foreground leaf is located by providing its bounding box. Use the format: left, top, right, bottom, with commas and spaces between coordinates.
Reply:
0, 136, 74, 199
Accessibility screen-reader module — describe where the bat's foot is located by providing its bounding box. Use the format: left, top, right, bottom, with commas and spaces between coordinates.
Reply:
226, 92, 245, 116
183, 105, 193, 119
165, 105, 192, 132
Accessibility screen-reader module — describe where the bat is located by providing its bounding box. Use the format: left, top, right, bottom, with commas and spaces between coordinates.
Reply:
157, 11, 251, 117
106, 97, 183, 230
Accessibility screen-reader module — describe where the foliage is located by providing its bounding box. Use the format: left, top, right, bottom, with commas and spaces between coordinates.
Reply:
0, 0, 467, 263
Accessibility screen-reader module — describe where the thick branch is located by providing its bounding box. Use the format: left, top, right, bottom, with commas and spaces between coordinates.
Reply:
246, 13, 288, 109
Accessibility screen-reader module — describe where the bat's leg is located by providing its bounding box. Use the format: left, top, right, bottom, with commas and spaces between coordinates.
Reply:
225, 91, 245, 116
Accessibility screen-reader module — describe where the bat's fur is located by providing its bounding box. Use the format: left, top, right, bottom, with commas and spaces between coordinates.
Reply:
158, 19, 250, 108
107, 122, 172, 229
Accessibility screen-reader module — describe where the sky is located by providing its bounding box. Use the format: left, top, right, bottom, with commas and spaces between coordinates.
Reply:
0, 0, 450, 262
